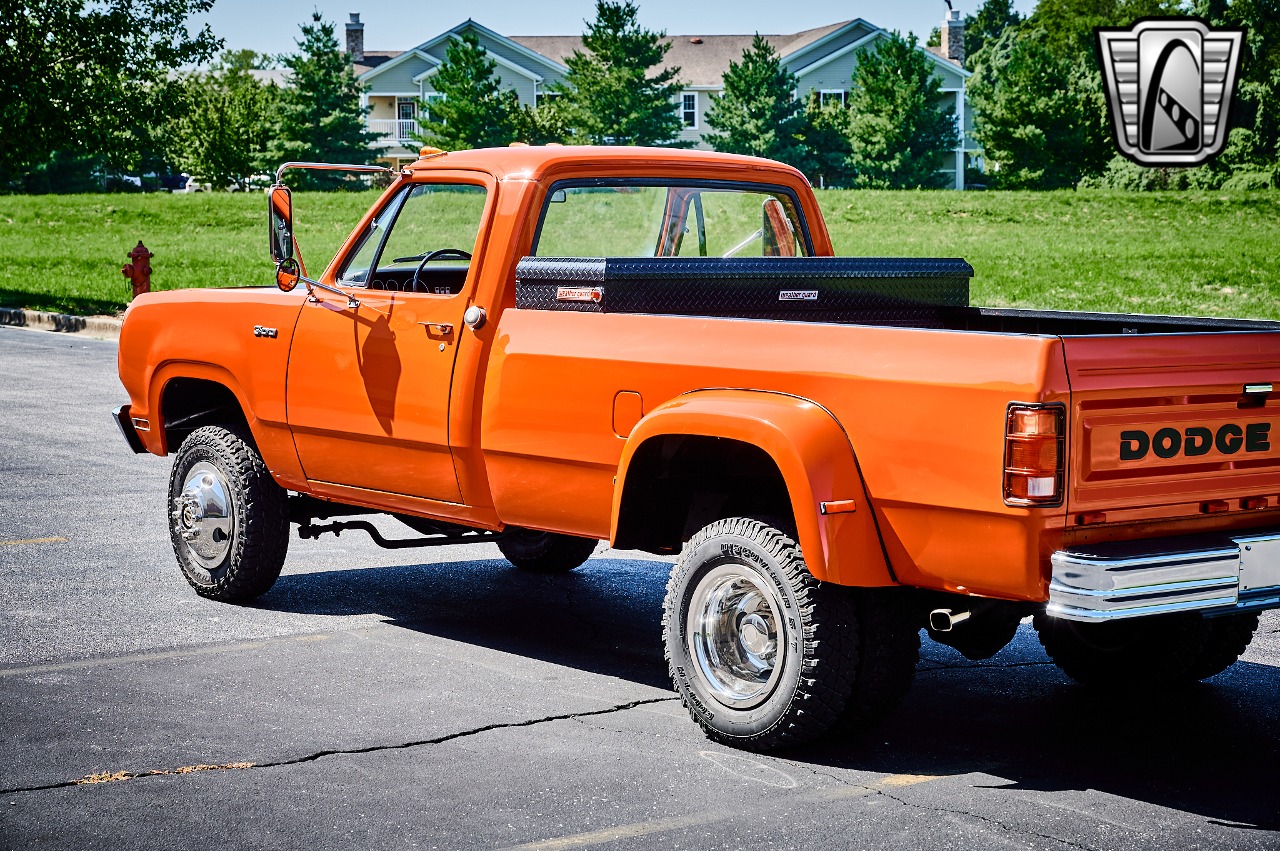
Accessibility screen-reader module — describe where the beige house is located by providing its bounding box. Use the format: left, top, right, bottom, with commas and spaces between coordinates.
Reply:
347, 10, 975, 188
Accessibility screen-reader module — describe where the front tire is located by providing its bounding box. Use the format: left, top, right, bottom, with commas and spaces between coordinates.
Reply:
497, 528, 597, 573
664, 517, 916, 751
168, 425, 289, 602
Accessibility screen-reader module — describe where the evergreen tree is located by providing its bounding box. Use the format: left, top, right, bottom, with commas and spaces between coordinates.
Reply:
703, 35, 807, 169
796, 93, 854, 188
416, 32, 520, 150
964, 0, 1022, 69
968, 26, 1110, 188
558, 0, 685, 145
845, 33, 960, 189
266, 12, 376, 188
169, 54, 278, 188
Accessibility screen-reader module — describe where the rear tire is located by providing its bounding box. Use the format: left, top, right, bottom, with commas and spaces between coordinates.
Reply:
168, 425, 289, 602
1187, 612, 1260, 680
664, 517, 917, 751
498, 528, 597, 573
1033, 611, 1210, 687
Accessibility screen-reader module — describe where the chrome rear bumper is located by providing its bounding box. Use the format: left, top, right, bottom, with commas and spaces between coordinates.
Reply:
1048, 530, 1280, 622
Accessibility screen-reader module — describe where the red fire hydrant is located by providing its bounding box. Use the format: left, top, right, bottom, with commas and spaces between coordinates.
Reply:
121, 241, 153, 299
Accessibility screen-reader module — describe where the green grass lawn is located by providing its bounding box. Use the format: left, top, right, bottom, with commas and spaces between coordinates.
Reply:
1, 188, 1277, 319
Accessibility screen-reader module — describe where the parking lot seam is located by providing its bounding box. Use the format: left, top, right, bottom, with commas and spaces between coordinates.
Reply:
0, 696, 678, 796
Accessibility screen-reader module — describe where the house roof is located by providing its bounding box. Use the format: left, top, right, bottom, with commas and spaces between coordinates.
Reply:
362, 18, 964, 90
923, 45, 964, 68
510, 23, 864, 88
354, 51, 402, 76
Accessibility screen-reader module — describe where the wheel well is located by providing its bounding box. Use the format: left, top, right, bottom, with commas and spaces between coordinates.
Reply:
613, 435, 792, 554
161, 378, 248, 452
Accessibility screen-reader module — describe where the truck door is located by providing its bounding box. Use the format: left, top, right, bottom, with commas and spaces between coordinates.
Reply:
285, 175, 494, 503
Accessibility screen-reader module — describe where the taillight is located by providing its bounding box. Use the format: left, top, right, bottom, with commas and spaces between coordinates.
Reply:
1004, 404, 1065, 506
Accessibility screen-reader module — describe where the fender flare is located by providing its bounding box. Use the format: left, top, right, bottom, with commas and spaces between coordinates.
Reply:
144, 361, 257, 456
611, 389, 894, 586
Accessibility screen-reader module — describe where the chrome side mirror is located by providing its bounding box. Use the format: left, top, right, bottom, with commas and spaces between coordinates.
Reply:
269, 184, 295, 265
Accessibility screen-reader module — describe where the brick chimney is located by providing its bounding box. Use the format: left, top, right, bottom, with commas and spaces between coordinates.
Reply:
941, 8, 964, 65
345, 13, 365, 63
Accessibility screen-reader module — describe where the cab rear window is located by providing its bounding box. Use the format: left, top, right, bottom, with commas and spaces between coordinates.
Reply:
533, 182, 810, 259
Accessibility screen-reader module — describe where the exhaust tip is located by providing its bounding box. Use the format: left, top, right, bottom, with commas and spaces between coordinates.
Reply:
929, 608, 971, 633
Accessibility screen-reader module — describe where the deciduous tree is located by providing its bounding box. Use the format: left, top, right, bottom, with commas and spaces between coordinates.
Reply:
168, 53, 278, 189
0, 0, 221, 186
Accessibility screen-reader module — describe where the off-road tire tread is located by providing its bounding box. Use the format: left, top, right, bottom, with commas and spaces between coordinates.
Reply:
168, 424, 289, 602
497, 530, 598, 573
664, 517, 861, 751
1032, 612, 1210, 687
834, 589, 920, 737
1187, 613, 1260, 681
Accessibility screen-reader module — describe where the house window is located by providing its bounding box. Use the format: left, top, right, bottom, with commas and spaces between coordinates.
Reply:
397, 99, 417, 121
819, 90, 848, 108
681, 93, 698, 128
422, 93, 445, 122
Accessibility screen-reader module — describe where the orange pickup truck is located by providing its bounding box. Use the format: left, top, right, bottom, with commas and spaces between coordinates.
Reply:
116, 146, 1280, 751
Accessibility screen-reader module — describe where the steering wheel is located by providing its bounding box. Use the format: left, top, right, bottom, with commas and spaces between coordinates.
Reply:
410, 248, 473, 293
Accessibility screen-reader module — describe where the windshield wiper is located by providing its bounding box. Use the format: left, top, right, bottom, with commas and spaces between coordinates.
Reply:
392, 253, 428, 263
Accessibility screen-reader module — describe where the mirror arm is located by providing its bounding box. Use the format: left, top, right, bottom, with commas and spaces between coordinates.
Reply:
282, 262, 360, 310
274, 162, 396, 183
305, 277, 361, 310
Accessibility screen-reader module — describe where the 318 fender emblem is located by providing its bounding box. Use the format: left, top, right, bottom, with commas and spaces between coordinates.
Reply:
253, 325, 278, 338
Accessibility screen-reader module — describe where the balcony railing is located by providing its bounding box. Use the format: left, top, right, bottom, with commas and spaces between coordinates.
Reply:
368, 118, 418, 144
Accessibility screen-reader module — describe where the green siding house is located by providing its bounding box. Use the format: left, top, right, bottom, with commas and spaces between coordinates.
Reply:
347, 11, 974, 188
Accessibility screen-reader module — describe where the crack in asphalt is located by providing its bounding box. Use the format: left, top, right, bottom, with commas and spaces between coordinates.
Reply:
801, 764, 1102, 850
872, 786, 1104, 850
0, 696, 678, 796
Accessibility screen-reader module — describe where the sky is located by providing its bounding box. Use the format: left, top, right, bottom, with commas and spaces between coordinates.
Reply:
194, 0, 1039, 58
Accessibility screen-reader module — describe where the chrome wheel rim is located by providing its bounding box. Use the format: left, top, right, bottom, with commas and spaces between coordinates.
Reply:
686, 564, 786, 710
174, 461, 235, 574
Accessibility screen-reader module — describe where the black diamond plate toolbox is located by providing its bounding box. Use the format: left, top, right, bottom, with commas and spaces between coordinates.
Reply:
514, 257, 972, 326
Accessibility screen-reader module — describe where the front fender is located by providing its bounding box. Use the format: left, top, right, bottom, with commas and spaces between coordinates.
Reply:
611, 389, 893, 586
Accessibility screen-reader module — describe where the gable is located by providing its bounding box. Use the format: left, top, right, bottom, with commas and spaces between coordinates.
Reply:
360, 49, 438, 94
792, 28, 970, 94
780, 19, 878, 68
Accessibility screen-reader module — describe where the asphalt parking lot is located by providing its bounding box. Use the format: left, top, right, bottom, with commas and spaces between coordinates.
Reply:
1, 325, 1277, 850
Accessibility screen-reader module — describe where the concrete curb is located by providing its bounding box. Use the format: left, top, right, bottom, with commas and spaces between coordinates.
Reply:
0, 307, 123, 340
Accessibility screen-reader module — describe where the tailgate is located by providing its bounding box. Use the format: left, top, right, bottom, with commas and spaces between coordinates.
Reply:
1064, 331, 1280, 518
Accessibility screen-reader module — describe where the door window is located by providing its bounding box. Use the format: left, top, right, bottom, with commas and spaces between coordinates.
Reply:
337, 182, 488, 294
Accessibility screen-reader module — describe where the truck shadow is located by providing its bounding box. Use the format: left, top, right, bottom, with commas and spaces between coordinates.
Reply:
262, 555, 1280, 832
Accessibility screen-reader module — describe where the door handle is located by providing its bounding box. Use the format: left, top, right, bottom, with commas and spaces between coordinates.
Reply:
420, 322, 453, 336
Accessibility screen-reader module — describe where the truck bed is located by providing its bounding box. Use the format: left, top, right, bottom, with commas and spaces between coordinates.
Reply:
514, 256, 1280, 335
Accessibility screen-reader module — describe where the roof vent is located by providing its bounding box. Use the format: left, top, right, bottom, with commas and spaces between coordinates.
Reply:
689, 37, 703, 44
